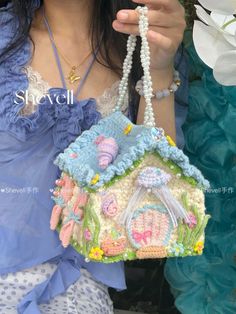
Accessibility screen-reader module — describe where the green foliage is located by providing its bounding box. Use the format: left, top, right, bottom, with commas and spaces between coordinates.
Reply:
82, 200, 100, 255
173, 192, 210, 256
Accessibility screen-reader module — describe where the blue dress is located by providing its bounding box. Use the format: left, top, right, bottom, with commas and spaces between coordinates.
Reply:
0, 1, 188, 313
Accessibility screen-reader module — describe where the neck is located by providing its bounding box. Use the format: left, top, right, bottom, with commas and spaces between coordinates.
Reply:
35, 0, 93, 39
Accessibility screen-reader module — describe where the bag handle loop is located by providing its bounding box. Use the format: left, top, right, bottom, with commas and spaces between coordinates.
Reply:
114, 6, 155, 128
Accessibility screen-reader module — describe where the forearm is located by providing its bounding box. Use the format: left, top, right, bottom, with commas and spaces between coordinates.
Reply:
136, 65, 176, 141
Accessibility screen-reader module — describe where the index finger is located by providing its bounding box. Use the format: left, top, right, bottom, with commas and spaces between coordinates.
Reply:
132, 0, 182, 11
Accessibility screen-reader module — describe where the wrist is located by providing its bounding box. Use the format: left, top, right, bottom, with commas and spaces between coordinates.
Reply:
136, 66, 180, 100
150, 64, 174, 89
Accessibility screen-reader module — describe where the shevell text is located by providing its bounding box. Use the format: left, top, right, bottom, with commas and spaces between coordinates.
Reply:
14, 89, 74, 106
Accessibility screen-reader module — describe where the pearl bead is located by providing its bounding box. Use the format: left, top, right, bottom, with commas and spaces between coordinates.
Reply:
116, 5, 156, 128
163, 89, 171, 97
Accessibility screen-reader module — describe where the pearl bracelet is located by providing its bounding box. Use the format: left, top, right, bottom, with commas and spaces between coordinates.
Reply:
135, 70, 181, 100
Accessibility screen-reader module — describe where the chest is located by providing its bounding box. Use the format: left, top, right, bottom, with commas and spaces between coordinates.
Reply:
29, 26, 121, 102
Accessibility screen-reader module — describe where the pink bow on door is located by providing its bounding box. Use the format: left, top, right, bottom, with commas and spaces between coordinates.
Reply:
132, 230, 152, 245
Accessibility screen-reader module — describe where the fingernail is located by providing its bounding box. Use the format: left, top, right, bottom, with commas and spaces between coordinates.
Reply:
118, 12, 129, 21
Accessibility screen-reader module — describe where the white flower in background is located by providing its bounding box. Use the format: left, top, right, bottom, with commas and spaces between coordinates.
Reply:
193, 0, 236, 85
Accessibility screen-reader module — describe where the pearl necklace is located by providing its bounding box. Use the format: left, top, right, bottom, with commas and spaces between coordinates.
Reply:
115, 6, 155, 128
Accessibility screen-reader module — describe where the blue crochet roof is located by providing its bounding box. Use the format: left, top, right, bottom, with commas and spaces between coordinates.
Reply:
54, 111, 209, 190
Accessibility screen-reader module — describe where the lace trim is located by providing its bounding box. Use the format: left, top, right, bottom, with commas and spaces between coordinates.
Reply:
20, 66, 51, 116
20, 66, 129, 117
96, 80, 129, 117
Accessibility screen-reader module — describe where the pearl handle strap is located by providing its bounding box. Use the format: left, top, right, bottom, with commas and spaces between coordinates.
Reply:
115, 6, 155, 128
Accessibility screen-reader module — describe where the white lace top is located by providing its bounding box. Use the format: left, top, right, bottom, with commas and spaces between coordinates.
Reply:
20, 66, 129, 117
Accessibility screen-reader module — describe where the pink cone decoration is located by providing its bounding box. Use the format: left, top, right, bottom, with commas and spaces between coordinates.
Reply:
60, 174, 75, 202
95, 136, 119, 170
73, 192, 88, 209
59, 220, 75, 248
58, 191, 88, 248
50, 205, 62, 230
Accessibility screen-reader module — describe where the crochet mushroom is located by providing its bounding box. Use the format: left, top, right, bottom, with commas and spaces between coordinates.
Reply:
120, 167, 190, 227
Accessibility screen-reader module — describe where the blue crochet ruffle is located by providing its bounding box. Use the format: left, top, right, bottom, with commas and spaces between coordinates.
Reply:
0, 2, 101, 151
54, 111, 209, 190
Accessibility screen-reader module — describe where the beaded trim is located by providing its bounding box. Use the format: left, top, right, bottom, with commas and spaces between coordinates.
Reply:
135, 70, 181, 100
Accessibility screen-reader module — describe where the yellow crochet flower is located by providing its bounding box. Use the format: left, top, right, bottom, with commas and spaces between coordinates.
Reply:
166, 135, 176, 147
194, 241, 204, 254
124, 124, 133, 135
90, 174, 100, 185
89, 247, 104, 261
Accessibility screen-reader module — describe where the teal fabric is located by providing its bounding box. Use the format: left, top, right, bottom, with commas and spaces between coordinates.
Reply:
164, 35, 236, 313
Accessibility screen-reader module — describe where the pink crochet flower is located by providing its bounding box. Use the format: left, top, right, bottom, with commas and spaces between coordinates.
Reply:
186, 212, 197, 229
84, 228, 92, 241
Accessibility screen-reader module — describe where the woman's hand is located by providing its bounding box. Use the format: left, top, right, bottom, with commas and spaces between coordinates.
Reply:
112, 0, 186, 71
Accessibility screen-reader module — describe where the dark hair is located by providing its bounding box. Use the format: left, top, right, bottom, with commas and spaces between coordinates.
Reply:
0, 0, 142, 120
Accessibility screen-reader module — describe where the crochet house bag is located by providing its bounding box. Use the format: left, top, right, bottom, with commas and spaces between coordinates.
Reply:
50, 7, 210, 263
